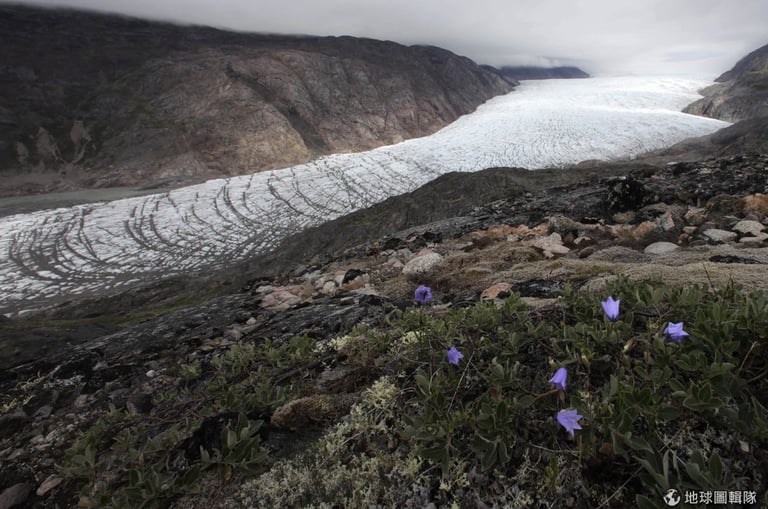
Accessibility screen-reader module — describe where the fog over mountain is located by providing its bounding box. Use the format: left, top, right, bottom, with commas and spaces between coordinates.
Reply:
6, 0, 768, 76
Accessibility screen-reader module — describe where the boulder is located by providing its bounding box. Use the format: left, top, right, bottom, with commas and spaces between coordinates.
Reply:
259, 287, 305, 310
733, 220, 765, 236
529, 233, 570, 258
480, 282, 513, 300
738, 194, 768, 216
702, 229, 738, 243
644, 242, 680, 255
402, 251, 444, 278
684, 207, 707, 226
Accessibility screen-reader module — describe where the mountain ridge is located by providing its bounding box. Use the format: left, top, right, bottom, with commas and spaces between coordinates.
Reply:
683, 42, 768, 122
0, 5, 514, 196
490, 65, 590, 80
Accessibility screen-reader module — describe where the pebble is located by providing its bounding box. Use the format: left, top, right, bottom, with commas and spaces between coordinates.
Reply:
36, 475, 63, 497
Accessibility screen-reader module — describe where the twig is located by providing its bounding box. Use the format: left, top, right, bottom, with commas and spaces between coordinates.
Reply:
448, 350, 475, 413
596, 465, 644, 509
702, 262, 714, 290
736, 341, 759, 377
747, 367, 768, 384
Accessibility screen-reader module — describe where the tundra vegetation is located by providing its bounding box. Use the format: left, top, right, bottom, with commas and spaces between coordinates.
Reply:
53, 276, 768, 508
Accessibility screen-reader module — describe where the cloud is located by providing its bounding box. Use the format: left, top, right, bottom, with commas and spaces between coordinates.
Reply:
7, 0, 768, 76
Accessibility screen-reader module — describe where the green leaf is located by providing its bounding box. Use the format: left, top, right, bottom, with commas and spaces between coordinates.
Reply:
609, 374, 619, 398
684, 461, 710, 487
515, 395, 536, 409
498, 440, 509, 465
657, 405, 681, 421
414, 372, 431, 397
614, 431, 654, 454
635, 454, 669, 492
496, 401, 509, 423
709, 451, 723, 482
128, 469, 141, 486
481, 446, 497, 471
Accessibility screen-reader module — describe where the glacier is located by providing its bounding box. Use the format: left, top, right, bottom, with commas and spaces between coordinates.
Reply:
0, 76, 731, 316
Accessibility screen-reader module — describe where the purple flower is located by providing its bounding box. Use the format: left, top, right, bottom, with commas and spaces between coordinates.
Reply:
549, 367, 568, 392
557, 409, 583, 437
664, 322, 689, 343
601, 296, 620, 321
446, 347, 464, 365
414, 285, 433, 304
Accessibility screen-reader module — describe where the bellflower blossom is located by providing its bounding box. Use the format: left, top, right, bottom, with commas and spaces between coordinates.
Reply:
414, 285, 433, 304
664, 322, 689, 343
549, 367, 568, 392
557, 409, 583, 437
446, 347, 464, 365
601, 296, 620, 321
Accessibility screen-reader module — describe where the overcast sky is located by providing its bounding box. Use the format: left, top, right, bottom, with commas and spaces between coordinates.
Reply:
8, 0, 768, 77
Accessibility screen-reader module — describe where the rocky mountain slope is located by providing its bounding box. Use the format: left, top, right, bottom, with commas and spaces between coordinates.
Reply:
684, 42, 768, 122
636, 43, 768, 163
0, 5, 514, 196
490, 65, 589, 80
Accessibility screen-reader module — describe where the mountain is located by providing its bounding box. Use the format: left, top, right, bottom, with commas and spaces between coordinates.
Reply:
683, 42, 768, 122
489, 65, 590, 80
3, 36, 768, 509
0, 5, 513, 196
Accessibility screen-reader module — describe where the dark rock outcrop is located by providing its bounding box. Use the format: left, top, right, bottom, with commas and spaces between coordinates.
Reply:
638, 44, 768, 163
0, 5, 513, 196
641, 116, 768, 162
489, 65, 590, 81
684, 43, 768, 122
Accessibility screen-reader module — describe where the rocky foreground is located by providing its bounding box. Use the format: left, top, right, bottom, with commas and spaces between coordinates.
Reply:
2, 153, 768, 507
